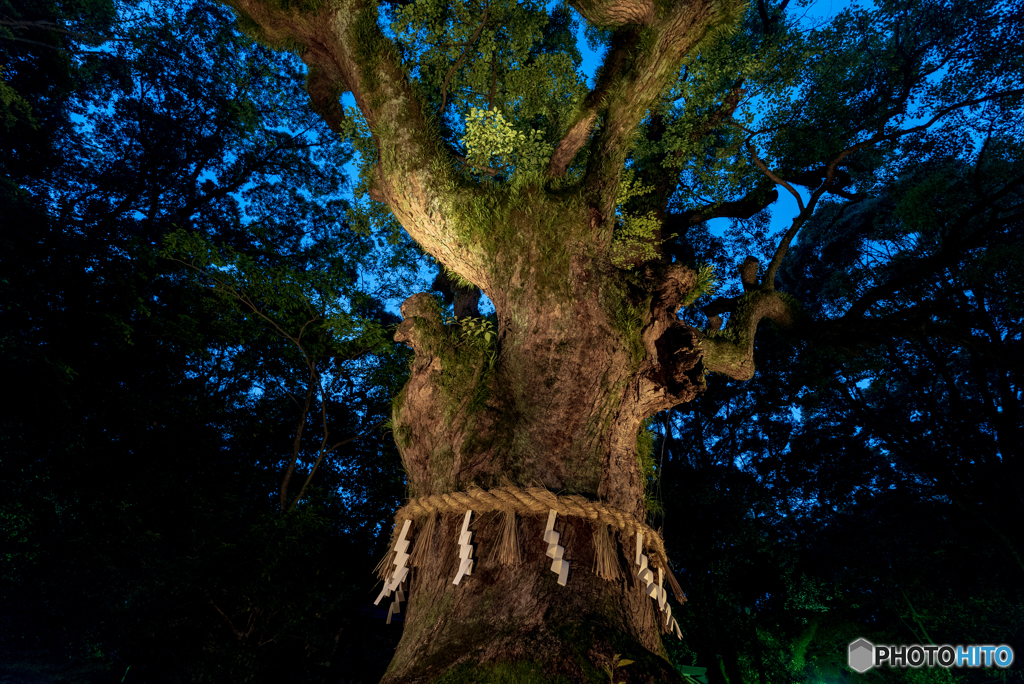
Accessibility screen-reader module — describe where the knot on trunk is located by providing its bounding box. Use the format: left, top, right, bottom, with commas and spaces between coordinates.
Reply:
647, 262, 698, 316
394, 293, 444, 360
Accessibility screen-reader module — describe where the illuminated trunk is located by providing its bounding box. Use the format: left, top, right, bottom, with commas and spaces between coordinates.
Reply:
383, 205, 706, 683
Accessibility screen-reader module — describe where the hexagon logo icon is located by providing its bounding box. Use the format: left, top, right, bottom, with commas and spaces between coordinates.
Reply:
848, 638, 874, 673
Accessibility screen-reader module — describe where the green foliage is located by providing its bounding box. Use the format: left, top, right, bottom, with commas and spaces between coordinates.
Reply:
450, 313, 497, 347
385, 0, 585, 189
610, 211, 663, 269
431, 313, 499, 419
461, 106, 554, 181
680, 263, 717, 308
611, 169, 675, 269
161, 227, 391, 363
0, 66, 35, 130
444, 264, 476, 290
636, 418, 664, 519
602, 653, 634, 684
609, 288, 649, 367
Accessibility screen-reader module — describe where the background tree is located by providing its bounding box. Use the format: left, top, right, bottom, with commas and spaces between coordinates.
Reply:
657, 111, 1024, 683
2, 1, 422, 681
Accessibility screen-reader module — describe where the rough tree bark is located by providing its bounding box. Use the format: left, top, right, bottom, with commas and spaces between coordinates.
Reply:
220, 0, 797, 680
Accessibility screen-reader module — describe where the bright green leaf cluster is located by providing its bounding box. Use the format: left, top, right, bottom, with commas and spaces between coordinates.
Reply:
611, 169, 670, 270
460, 106, 554, 179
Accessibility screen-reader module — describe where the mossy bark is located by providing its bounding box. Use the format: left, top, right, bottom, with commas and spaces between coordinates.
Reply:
388, 219, 705, 682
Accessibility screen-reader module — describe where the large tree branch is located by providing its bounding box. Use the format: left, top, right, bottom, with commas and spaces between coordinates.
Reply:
666, 188, 779, 229
570, 0, 656, 26
225, 0, 491, 290
781, 167, 859, 200
700, 297, 797, 380
746, 142, 838, 289
304, 64, 347, 136
545, 26, 636, 178
689, 257, 797, 380
581, 1, 732, 231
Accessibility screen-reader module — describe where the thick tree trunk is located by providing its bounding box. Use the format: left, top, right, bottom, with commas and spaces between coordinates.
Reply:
384, 223, 706, 683
384, 515, 681, 683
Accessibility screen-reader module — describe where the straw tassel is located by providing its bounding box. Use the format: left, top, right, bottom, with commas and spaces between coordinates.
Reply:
375, 519, 412, 610
410, 514, 436, 568
592, 523, 621, 581
494, 510, 521, 566
374, 537, 398, 582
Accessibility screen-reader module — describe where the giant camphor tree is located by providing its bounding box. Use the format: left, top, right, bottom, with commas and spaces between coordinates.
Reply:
216, 0, 1023, 680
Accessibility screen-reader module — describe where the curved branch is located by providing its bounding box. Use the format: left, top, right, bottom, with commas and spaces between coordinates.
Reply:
305, 65, 347, 136
547, 0, 741, 230
226, 0, 492, 290
699, 287, 798, 380
747, 143, 804, 212
574, 0, 738, 236
668, 188, 779, 227
546, 28, 638, 178
546, 111, 599, 177
568, 0, 656, 27
781, 167, 859, 199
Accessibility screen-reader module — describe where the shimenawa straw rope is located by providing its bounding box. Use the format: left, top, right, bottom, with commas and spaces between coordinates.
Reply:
379, 485, 685, 603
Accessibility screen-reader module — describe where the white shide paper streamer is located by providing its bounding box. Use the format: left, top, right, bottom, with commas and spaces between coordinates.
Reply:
453, 510, 475, 585
374, 518, 412, 623
635, 531, 681, 639
544, 509, 569, 586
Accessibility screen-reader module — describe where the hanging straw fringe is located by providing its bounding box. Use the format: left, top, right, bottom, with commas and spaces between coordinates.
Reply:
494, 510, 521, 566
410, 514, 436, 568
592, 523, 621, 581
374, 545, 397, 583
387, 484, 685, 603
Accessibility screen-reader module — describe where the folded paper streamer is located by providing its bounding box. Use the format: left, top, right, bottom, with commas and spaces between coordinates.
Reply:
375, 518, 412, 623
453, 510, 475, 585
636, 532, 682, 639
544, 509, 569, 586
387, 581, 405, 625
